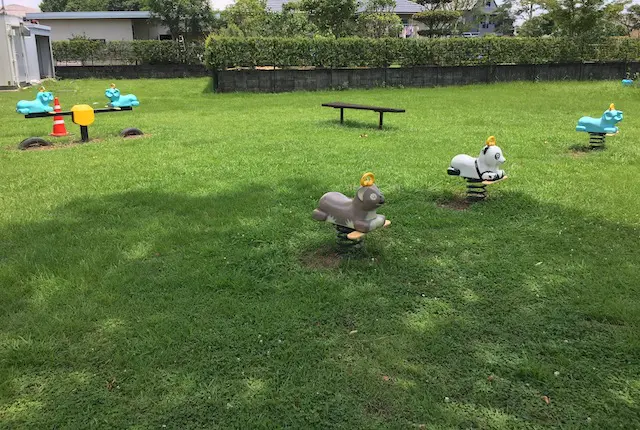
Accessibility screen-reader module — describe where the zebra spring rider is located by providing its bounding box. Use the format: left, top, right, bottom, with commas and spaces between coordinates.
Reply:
447, 136, 507, 201
575, 103, 623, 150
312, 172, 391, 248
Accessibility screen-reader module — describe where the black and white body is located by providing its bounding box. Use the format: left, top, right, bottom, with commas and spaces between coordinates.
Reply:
447, 136, 506, 181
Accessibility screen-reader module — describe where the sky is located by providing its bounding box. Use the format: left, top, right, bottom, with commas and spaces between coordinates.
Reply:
6, 0, 235, 11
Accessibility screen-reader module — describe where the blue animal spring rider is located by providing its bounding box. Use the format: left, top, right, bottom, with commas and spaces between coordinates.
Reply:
575, 103, 623, 150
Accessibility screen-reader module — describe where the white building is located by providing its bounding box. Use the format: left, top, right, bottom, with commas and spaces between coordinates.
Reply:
0, 13, 55, 89
25, 11, 171, 42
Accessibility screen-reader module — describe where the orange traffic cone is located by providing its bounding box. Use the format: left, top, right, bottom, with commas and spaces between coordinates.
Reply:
49, 97, 69, 137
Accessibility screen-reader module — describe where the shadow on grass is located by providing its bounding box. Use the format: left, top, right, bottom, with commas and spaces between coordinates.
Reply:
317, 118, 400, 131
568, 143, 601, 153
201, 76, 215, 94
1, 182, 639, 428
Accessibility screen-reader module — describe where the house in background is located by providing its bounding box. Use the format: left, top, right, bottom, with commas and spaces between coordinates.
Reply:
461, 0, 499, 36
265, 0, 425, 38
24, 11, 171, 41
0, 12, 55, 89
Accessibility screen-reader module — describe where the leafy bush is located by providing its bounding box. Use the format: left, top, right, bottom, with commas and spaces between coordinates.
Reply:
204, 36, 640, 70
52, 40, 205, 65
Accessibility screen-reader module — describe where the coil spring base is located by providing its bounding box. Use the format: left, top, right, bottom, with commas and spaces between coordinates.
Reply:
335, 225, 364, 251
466, 178, 488, 201
589, 133, 606, 150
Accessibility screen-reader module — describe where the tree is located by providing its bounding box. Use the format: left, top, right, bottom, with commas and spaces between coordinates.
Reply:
412, 0, 462, 37
64, 0, 108, 10
621, 4, 640, 34
40, 0, 146, 11
356, 0, 403, 37
148, 0, 215, 39
221, 0, 268, 36
263, 7, 318, 37
517, 13, 555, 35
299, 0, 358, 37
105, 0, 147, 10
514, 0, 546, 21
39, 0, 69, 11
546, 0, 606, 40
491, 0, 516, 35
601, 0, 629, 36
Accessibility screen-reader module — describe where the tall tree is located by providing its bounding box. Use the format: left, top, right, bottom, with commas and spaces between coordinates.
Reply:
220, 0, 268, 36
514, 0, 546, 21
148, 0, 215, 39
263, 3, 318, 37
546, 0, 605, 40
412, 0, 462, 37
356, 0, 403, 37
105, 0, 147, 10
517, 12, 555, 35
299, 0, 358, 37
39, 0, 69, 11
64, 0, 108, 10
490, 0, 515, 35
621, 4, 640, 34
40, 0, 146, 11
601, 0, 629, 35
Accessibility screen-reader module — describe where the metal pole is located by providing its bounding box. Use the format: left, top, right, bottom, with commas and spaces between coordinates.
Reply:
80, 126, 89, 142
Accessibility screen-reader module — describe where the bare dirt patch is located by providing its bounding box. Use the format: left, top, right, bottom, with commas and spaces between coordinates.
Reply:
300, 246, 342, 269
436, 196, 472, 211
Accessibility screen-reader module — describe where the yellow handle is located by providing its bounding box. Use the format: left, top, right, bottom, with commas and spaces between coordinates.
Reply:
360, 172, 375, 187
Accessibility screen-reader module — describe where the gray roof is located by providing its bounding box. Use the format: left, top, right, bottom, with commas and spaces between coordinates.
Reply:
266, 0, 424, 14
25, 11, 152, 20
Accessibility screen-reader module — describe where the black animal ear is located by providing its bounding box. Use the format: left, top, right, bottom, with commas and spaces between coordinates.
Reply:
483, 146, 488, 154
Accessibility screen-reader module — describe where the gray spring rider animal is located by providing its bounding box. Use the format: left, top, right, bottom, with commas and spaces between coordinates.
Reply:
312, 172, 391, 241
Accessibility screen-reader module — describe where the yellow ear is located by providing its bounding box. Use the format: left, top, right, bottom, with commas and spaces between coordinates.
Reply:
610, 103, 615, 111
360, 172, 375, 187
39, 86, 46, 92
110, 83, 116, 88
486, 136, 496, 146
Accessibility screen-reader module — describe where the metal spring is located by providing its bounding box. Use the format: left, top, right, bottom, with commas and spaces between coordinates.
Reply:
589, 133, 606, 150
466, 178, 488, 201
335, 225, 364, 250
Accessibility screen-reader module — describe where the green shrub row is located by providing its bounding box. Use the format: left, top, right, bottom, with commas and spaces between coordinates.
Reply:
52, 40, 204, 65
205, 36, 640, 69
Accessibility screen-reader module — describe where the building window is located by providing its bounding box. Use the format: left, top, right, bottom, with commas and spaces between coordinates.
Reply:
481, 23, 488, 29
90, 39, 106, 43
485, 1, 491, 6
159, 34, 172, 40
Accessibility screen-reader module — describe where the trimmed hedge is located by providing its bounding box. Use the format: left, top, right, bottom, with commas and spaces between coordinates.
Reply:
205, 36, 640, 70
52, 40, 205, 65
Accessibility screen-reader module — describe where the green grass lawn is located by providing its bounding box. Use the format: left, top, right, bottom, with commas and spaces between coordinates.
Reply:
1, 78, 639, 429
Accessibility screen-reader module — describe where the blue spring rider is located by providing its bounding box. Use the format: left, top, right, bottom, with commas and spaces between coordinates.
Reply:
576, 103, 623, 135
16, 87, 54, 115
622, 79, 633, 86
576, 103, 623, 149
105, 83, 140, 108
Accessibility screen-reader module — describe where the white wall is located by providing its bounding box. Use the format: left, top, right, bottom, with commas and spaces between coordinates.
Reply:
0, 15, 14, 87
23, 33, 41, 82
132, 20, 171, 40
38, 19, 134, 41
